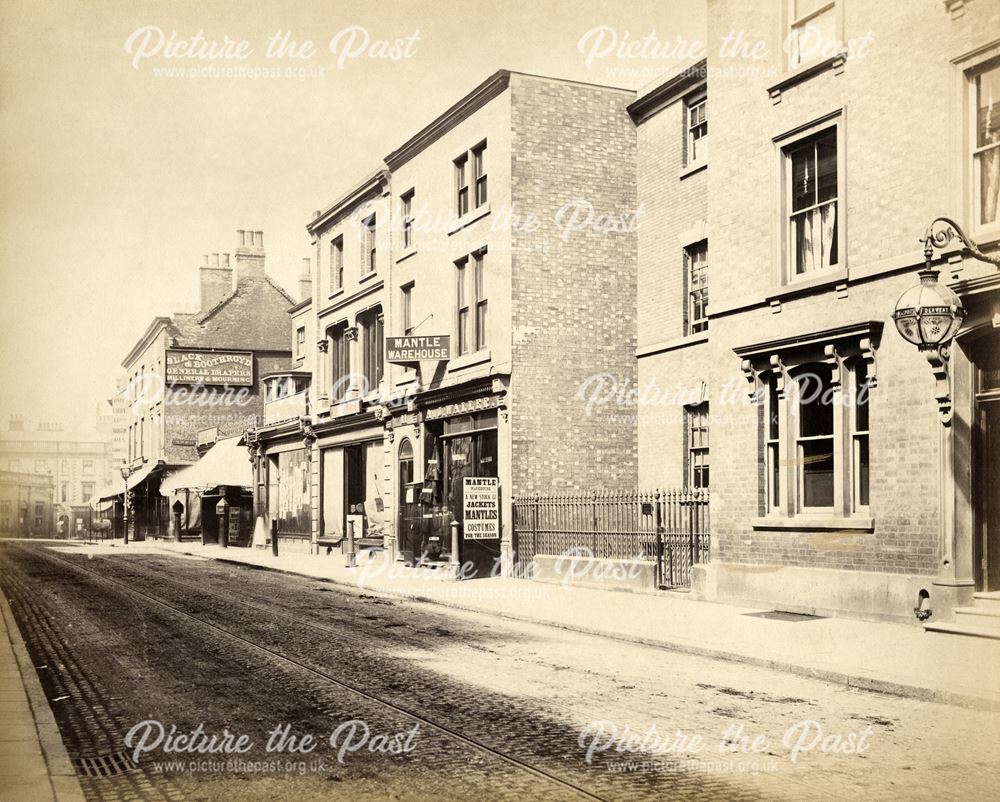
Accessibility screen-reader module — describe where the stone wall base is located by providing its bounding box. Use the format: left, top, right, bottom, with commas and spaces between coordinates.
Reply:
692, 562, 951, 624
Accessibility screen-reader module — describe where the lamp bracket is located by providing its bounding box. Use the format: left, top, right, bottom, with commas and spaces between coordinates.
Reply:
924, 217, 1000, 268
922, 343, 954, 426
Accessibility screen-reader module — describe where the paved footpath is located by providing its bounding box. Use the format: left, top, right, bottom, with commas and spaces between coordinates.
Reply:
84, 540, 1000, 708
0, 589, 85, 802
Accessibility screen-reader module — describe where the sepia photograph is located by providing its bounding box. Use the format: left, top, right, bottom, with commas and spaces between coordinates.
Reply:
1, 0, 999, 799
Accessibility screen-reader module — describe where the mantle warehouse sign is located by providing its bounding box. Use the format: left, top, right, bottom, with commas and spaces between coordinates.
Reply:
386, 336, 450, 363
463, 477, 499, 540
166, 350, 253, 386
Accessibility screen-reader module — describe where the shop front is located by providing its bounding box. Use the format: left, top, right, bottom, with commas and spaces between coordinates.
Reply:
391, 385, 508, 578
316, 414, 389, 555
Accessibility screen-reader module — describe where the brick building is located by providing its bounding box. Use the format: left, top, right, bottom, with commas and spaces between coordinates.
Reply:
111, 230, 297, 539
248, 70, 638, 574
633, 0, 1000, 625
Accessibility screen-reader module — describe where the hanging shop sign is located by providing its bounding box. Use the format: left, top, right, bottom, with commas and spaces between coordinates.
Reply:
386, 336, 451, 363
463, 477, 500, 540
166, 350, 253, 386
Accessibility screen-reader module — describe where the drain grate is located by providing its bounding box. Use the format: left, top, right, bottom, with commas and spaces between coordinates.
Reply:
71, 751, 137, 778
743, 610, 824, 621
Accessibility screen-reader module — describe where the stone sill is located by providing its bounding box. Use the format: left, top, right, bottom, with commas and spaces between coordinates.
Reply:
767, 53, 846, 103
447, 203, 491, 236
448, 349, 491, 372
679, 160, 707, 181
751, 515, 874, 532
358, 270, 379, 284
636, 331, 708, 358
395, 246, 418, 264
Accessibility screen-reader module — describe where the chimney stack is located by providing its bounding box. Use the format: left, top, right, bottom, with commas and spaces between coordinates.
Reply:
298, 258, 313, 302
200, 249, 233, 313
234, 228, 266, 284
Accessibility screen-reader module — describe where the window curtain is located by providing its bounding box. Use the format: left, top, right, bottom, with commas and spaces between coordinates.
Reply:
983, 146, 999, 225
796, 202, 837, 273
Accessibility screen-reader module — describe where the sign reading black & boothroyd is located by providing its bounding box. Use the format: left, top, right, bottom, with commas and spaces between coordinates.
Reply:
463, 477, 499, 540
386, 335, 451, 363
165, 350, 253, 386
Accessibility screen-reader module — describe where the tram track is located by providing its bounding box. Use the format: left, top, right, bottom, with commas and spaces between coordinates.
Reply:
13, 544, 614, 802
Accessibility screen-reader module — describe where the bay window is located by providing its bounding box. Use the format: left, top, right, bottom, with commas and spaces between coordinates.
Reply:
737, 323, 879, 526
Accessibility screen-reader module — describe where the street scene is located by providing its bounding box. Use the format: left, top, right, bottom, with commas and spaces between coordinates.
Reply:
1, 540, 998, 801
2, 0, 1000, 799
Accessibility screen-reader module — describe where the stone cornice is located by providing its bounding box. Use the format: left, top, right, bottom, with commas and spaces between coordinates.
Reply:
307, 168, 390, 236
627, 59, 707, 124
384, 70, 511, 170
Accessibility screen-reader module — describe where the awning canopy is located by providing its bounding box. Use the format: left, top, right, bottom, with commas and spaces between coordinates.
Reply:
159, 436, 252, 496
127, 460, 161, 490
91, 498, 116, 513
90, 479, 125, 500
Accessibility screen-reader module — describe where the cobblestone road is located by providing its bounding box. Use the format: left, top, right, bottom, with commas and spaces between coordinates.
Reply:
0, 541, 997, 801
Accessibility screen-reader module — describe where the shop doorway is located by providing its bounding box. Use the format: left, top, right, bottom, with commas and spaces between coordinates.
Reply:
973, 330, 1000, 591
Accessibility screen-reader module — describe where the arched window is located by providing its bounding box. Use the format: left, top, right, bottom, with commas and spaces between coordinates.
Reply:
398, 438, 414, 488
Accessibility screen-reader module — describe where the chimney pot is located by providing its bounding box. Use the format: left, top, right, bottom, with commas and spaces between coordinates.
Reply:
255, 231, 264, 247
301, 257, 311, 273
210, 253, 220, 267
222, 253, 230, 267
237, 229, 246, 246
202, 254, 209, 266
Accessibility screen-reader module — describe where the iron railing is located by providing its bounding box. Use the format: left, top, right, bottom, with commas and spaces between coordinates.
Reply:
513, 489, 709, 588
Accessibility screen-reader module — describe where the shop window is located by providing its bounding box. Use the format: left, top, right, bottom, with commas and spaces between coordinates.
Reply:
82, 482, 94, 500
398, 438, 414, 487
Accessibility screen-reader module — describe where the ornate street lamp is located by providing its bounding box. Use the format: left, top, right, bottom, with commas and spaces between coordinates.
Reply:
892, 217, 999, 424
119, 464, 130, 545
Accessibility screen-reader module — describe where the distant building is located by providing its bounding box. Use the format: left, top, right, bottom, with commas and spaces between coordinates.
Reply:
0, 469, 55, 538
0, 415, 108, 537
114, 230, 297, 540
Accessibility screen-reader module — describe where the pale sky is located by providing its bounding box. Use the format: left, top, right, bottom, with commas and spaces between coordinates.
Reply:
0, 0, 704, 430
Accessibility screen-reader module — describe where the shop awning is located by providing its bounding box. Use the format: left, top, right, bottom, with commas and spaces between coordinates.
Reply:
91, 498, 116, 513
126, 460, 161, 490
159, 436, 252, 496
90, 480, 124, 507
